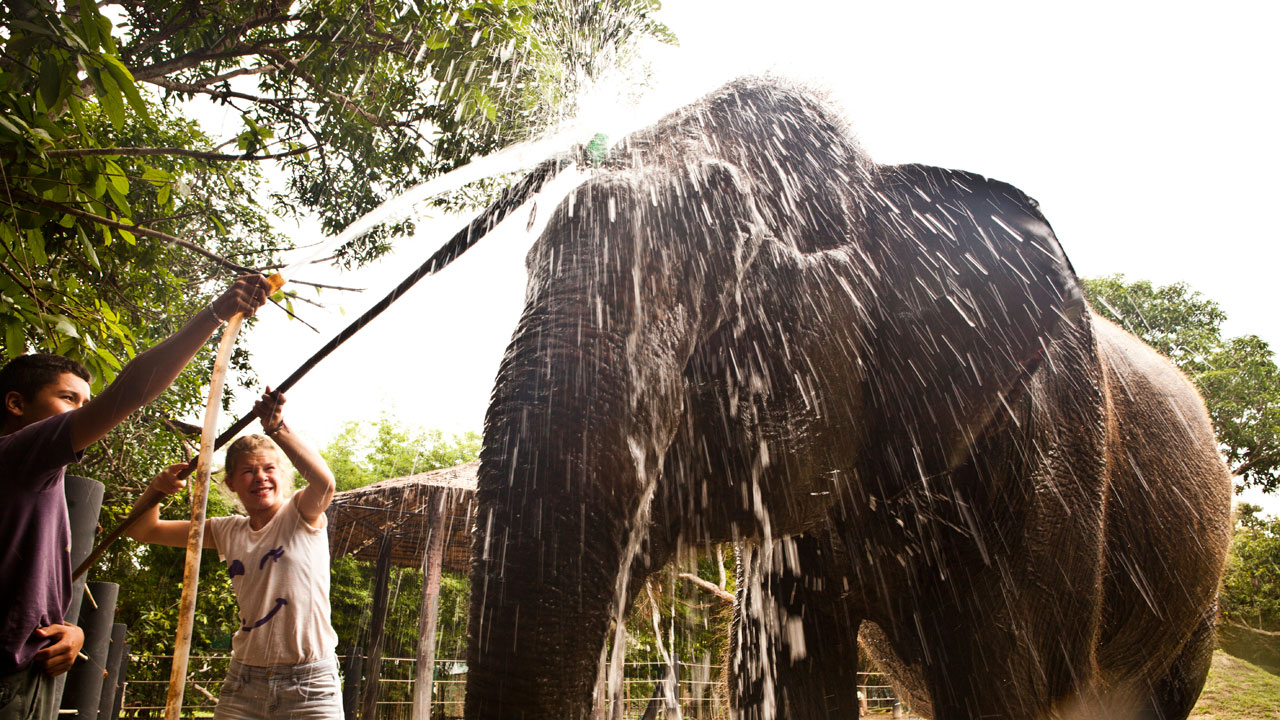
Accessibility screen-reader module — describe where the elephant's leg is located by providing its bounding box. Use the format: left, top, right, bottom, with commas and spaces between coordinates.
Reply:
467, 164, 755, 720
1130, 606, 1216, 720
730, 533, 863, 720
898, 605, 1099, 720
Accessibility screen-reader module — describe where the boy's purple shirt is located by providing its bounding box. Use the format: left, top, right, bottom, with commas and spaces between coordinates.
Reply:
0, 411, 82, 673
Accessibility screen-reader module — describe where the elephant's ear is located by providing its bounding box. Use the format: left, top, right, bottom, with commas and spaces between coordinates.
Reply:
863, 163, 1086, 467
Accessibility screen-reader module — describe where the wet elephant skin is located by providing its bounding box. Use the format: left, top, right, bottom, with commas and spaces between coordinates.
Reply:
465, 77, 1233, 720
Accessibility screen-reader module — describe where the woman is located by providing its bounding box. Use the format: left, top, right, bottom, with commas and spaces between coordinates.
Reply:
127, 388, 340, 719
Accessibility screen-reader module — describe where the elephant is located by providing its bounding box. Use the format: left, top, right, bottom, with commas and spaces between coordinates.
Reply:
465, 77, 1233, 720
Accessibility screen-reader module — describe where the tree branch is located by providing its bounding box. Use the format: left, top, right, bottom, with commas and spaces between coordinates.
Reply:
200, 64, 280, 86
2, 188, 255, 274
258, 48, 389, 128
1233, 453, 1278, 480
128, 44, 267, 84
286, 278, 365, 292
678, 573, 733, 603
39, 145, 315, 162
143, 74, 293, 104
268, 295, 318, 332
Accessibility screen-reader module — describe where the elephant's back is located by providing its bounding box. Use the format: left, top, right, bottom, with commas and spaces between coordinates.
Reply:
1091, 312, 1232, 683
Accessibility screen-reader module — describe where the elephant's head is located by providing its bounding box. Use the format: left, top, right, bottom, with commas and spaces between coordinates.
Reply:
466, 77, 1086, 720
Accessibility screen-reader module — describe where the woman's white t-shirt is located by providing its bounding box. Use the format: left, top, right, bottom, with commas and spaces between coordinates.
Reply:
206, 495, 338, 666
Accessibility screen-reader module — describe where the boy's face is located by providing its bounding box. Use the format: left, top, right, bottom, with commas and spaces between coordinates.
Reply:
226, 449, 286, 514
3, 372, 90, 431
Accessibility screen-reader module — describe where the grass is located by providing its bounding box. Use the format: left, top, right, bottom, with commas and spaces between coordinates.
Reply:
1189, 650, 1280, 719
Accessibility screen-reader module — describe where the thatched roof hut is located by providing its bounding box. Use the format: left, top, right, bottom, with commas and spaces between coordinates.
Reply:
325, 460, 479, 719
326, 459, 477, 573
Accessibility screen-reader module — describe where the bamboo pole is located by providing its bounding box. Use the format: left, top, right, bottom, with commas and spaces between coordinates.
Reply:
162, 312, 243, 720
163, 274, 284, 720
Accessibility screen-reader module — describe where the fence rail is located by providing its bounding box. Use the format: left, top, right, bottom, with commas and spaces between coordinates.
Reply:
119, 654, 911, 719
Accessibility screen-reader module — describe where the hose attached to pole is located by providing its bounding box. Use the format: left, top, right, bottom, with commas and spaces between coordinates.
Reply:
72, 152, 574, 581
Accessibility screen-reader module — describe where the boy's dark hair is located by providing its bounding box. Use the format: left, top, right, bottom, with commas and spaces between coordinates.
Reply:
0, 354, 92, 417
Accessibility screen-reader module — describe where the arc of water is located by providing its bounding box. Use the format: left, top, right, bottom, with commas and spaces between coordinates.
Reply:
278, 125, 599, 282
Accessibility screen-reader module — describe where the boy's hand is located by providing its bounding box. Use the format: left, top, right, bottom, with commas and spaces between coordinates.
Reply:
254, 387, 286, 435
150, 462, 190, 495
210, 274, 272, 322
33, 623, 84, 677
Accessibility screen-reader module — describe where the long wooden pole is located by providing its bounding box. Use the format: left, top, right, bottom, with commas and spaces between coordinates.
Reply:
163, 274, 284, 720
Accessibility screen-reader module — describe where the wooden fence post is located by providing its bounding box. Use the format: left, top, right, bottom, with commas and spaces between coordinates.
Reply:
411, 489, 447, 720
359, 535, 394, 719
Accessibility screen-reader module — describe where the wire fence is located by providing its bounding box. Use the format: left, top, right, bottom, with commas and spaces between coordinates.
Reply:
118, 654, 913, 719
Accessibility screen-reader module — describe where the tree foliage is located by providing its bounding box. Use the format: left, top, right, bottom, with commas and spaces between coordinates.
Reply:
1083, 275, 1280, 492
1, 0, 667, 493
321, 414, 480, 490
1221, 503, 1280, 632
1, 0, 669, 356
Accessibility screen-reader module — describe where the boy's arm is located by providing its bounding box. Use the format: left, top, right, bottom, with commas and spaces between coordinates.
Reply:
70, 275, 271, 452
258, 389, 335, 527
123, 462, 219, 550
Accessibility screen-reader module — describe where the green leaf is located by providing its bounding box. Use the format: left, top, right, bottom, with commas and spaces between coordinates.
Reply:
52, 315, 80, 338
102, 56, 148, 119
0, 114, 28, 136
4, 320, 26, 357
28, 127, 55, 146
76, 225, 99, 269
157, 184, 171, 206
99, 72, 125, 130
8, 20, 56, 38
77, 0, 100, 48
25, 229, 48, 265
105, 182, 129, 213
84, 64, 104, 95
104, 160, 129, 194
142, 167, 172, 186
94, 346, 122, 371
38, 57, 63, 109
96, 14, 116, 53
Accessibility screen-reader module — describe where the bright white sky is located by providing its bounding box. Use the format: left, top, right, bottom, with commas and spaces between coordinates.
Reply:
226, 1, 1279, 508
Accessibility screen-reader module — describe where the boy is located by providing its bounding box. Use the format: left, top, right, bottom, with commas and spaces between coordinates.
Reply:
0, 275, 271, 720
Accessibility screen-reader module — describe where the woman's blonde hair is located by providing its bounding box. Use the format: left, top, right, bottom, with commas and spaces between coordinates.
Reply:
222, 434, 286, 486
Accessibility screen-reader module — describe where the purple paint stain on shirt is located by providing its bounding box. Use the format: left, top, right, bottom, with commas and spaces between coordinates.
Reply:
228, 559, 245, 578
239, 598, 288, 632
259, 546, 284, 570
